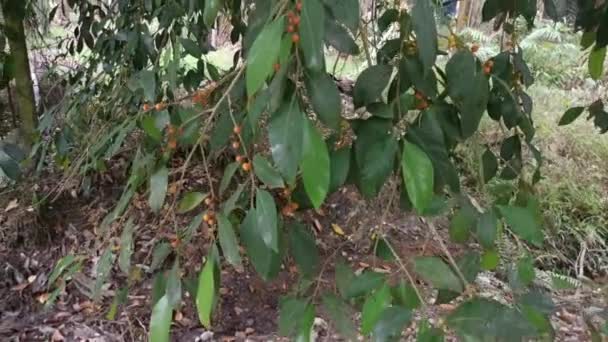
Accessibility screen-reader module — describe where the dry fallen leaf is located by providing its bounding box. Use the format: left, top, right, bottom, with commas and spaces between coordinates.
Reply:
11, 282, 30, 291
37, 293, 50, 304
4, 199, 19, 212
331, 223, 345, 236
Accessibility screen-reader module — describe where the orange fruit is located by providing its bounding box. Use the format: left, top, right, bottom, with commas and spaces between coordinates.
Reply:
235, 155, 244, 163
242, 162, 252, 172
292, 16, 300, 26
233, 125, 242, 135
143, 103, 151, 111
287, 24, 295, 33
207, 218, 215, 226
204, 197, 213, 205
296, 1, 302, 11
155, 102, 166, 111
167, 140, 177, 150
292, 33, 300, 43
232, 141, 240, 149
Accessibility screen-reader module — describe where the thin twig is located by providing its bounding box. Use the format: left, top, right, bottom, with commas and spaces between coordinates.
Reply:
384, 238, 427, 307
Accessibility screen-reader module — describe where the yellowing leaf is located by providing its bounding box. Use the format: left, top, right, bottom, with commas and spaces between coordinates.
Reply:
331, 223, 345, 236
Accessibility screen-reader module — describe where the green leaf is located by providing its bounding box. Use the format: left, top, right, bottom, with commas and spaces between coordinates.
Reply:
253, 154, 285, 189
196, 250, 218, 328
378, 9, 399, 32
322, 294, 356, 339
517, 256, 535, 286
481, 148, 498, 184
149, 166, 168, 213
93, 248, 114, 301
353, 65, 393, 108
118, 218, 136, 275
305, 71, 341, 130
203, 0, 221, 27
361, 284, 392, 334
324, 18, 360, 55
150, 242, 172, 272
139, 70, 156, 102
353, 118, 398, 198
142, 116, 162, 141
477, 209, 499, 249
559, 106, 585, 126
446, 50, 489, 138
166, 261, 182, 308
392, 281, 421, 309
329, 146, 351, 192
149, 295, 172, 342
278, 297, 309, 336
371, 306, 412, 342
589, 46, 606, 80
180, 38, 202, 57
345, 271, 386, 299
240, 209, 282, 280
497, 205, 543, 247
217, 213, 242, 267
300, 0, 326, 72
323, 0, 359, 33
288, 222, 319, 277
48, 254, 77, 287
402, 140, 434, 214
417, 320, 445, 342
449, 209, 473, 243
412, 0, 437, 72
177, 192, 206, 214
301, 120, 330, 208
256, 189, 279, 251
413, 257, 463, 293
246, 19, 285, 96
268, 98, 305, 185
219, 162, 239, 196
481, 249, 500, 270
296, 303, 316, 341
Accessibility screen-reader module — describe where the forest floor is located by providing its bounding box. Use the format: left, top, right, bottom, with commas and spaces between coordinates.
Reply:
0, 162, 606, 341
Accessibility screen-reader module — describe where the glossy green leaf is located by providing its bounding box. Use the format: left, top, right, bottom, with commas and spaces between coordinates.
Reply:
118, 218, 136, 275
417, 320, 445, 342
196, 250, 218, 328
345, 271, 386, 299
449, 209, 472, 243
268, 98, 305, 185
149, 295, 172, 342
150, 242, 172, 272
413, 257, 463, 293
142, 116, 162, 141
497, 205, 543, 247
353, 118, 398, 198
517, 256, 536, 286
480, 148, 498, 184
392, 281, 421, 309
177, 192, 206, 214
180, 38, 202, 57
256, 189, 279, 252
371, 306, 412, 342
295, 303, 315, 341
323, 0, 359, 33
402, 141, 434, 214
240, 209, 281, 280
446, 50, 489, 138
253, 154, 285, 189
589, 47, 606, 80
300, 0, 326, 71
203, 0, 221, 27
301, 120, 330, 208
218, 213, 242, 267
288, 222, 319, 277
219, 162, 239, 196
329, 146, 351, 192
353, 65, 393, 108
246, 19, 285, 97
322, 294, 356, 340
48, 254, 77, 287
278, 297, 309, 336
324, 18, 359, 55
481, 249, 500, 270
412, 0, 437, 72
558, 106, 585, 126
151, 273, 167, 306
477, 209, 499, 248
361, 284, 392, 334
305, 71, 341, 130
166, 260, 182, 308
149, 165, 168, 213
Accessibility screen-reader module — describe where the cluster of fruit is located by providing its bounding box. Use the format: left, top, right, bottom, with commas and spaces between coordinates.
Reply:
142, 102, 167, 112
202, 197, 216, 226
165, 124, 183, 150
231, 125, 252, 172
286, 2, 303, 44
192, 81, 217, 107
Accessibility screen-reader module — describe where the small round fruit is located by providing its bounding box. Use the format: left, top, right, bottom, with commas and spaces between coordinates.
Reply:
287, 10, 295, 18
292, 33, 300, 43
155, 102, 166, 111
207, 218, 215, 226
287, 24, 295, 33
233, 125, 242, 134
203, 213, 210, 222
242, 162, 252, 172
235, 155, 244, 163
232, 141, 240, 149
296, 1, 302, 11
292, 16, 300, 26
167, 140, 177, 150
204, 197, 213, 205
143, 103, 152, 111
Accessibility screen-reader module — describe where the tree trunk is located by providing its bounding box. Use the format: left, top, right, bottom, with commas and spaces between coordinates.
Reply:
1, 1, 37, 148
456, 0, 471, 30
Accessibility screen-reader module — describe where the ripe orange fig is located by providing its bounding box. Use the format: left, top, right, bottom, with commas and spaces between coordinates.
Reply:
242, 162, 252, 172
287, 24, 295, 33
292, 16, 300, 26
155, 102, 165, 111
233, 125, 242, 135
143, 103, 151, 111
292, 33, 300, 43
207, 218, 215, 226
203, 213, 211, 222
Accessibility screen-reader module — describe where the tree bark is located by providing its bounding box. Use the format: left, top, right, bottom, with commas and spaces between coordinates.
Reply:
1, 1, 37, 148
